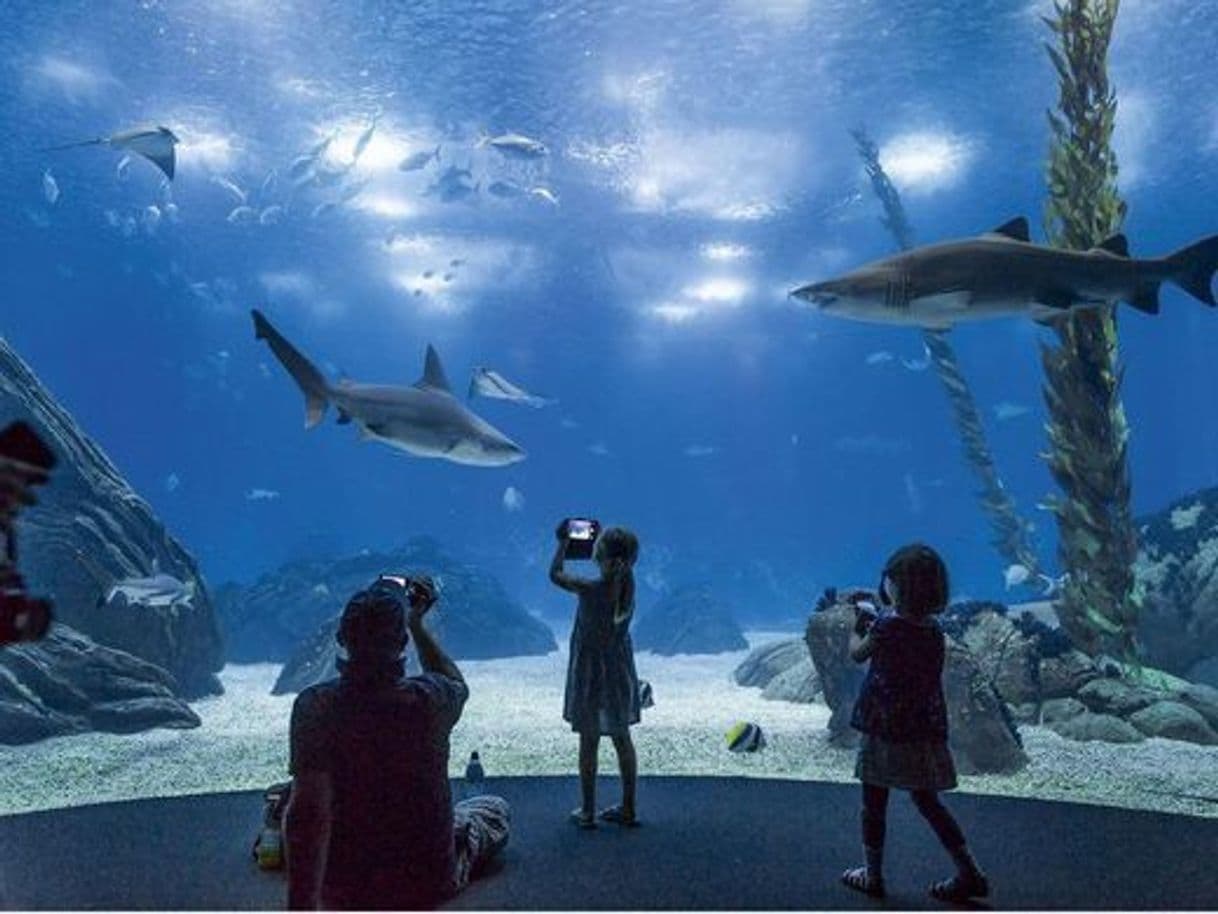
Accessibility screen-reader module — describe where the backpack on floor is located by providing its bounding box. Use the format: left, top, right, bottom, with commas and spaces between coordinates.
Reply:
252, 781, 292, 870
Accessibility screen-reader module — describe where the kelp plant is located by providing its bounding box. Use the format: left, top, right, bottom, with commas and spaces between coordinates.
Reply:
850, 128, 1041, 579
1040, 0, 1139, 658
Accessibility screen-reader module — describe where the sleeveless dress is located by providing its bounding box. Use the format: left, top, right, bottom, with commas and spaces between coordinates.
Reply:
561, 576, 642, 736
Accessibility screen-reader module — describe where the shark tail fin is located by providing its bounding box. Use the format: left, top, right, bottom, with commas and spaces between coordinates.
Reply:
1165, 235, 1218, 306
39, 138, 104, 153
251, 309, 330, 428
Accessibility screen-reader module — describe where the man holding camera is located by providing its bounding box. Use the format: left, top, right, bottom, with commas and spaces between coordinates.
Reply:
284, 574, 510, 910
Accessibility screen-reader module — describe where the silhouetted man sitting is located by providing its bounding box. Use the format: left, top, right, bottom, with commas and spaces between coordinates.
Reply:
284, 575, 509, 910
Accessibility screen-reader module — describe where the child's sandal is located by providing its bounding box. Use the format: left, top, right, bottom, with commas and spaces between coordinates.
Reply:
568, 808, 596, 829
928, 872, 989, 903
841, 866, 886, 899
598, 804, 640, 827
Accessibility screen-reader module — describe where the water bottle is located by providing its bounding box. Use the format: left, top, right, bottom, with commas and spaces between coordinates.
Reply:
255, 826, 283, 870
463, 750, 485, 799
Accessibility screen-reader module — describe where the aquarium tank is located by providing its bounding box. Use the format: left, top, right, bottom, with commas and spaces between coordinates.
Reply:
2, 0, 1218, 838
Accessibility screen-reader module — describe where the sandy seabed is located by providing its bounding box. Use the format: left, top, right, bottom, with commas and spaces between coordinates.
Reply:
1, 632, 1216, 819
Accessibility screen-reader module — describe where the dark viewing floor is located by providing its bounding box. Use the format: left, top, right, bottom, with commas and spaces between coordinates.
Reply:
0, 776, 1215, 910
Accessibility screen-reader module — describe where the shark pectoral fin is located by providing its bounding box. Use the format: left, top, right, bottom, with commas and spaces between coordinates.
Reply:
1128, 285, 1161, 315
988, 217, 1030, 242
1037, 288, 1075, 310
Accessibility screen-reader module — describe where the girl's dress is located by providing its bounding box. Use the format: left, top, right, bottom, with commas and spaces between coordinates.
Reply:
850, 613, 957, 791
562, 577, 641, 736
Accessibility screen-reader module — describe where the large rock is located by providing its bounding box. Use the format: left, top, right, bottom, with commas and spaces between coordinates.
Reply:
0, 624, 200, 744
733, 639, 808, 688
952, 607, 1039, 705
0, 338, 222, 698
1048, 712, 1145, 743
1177, 683, 1218, 729
1038, 649, 1101, 699
1041, 697, 1087, 724
633, 586, 747, 657
229, 539, 557, 692
942, 640, 1028, 775
1134, 488, 1218, 676
1077, 678, 1159, 717
1128, 701, 1218, 744
761, 657, 820, 704
805, 601, 866, 748
805, 597, 1026, 772
273, 616, 421, 695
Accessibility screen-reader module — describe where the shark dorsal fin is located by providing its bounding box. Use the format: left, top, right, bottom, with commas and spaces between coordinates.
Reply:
988, 217, 1030, 242
417, 345, 452, 393
1093, 234, 1130, 257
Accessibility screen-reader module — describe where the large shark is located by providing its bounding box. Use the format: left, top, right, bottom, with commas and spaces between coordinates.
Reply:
43, 125, 179, 180
73, 550, 195, 608
252, 310, 526, 467
791, 217, 1218, 329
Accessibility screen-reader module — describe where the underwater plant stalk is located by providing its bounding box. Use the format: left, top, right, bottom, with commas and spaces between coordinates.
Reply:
1040, 0, 1139, 658
850, 128, 1041, 577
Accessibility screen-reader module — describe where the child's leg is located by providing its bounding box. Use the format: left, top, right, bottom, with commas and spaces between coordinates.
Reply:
609, 731, 638, 819
575, 731, 600, 822
909, 790, 987, 899
842, 783, 888, 896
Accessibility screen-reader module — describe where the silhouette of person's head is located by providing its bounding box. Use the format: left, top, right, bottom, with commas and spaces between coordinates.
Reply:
337, 583, 408, 662
594, 527, 639, 574
879, 542, 948, 618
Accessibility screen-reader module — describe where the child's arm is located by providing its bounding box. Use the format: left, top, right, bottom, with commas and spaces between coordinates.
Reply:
549, 531, 594, 593
848, 629, 876, 663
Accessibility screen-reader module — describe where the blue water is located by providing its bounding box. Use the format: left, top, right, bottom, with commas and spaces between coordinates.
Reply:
3, 0, 1218, 622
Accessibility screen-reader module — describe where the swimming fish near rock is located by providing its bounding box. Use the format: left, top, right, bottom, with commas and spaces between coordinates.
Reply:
41, 125, 180, 180
529, 186, 559, 206
792, 216, 1218, 329
259, 205, 284, 226
638, 680, 655, 709
726, 721, 766, 753
227, 205, 257, 224
477, 131, 548, 159
42, 169, 59, 205
468, 366, 555, 408
398, 145, 441, 172
211, 174, 247, 204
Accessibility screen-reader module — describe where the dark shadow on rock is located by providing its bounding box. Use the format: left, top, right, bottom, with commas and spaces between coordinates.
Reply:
633, 585, 747, 656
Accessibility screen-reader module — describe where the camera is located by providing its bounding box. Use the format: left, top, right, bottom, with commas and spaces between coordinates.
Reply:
562, 517, 600, 560
0, 421, 56, 646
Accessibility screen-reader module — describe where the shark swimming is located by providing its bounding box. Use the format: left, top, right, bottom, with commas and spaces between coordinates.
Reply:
73, 550, 195, 608
42, 125, 180, 180
791, 217, 1218, 329
252, 309, 526, 467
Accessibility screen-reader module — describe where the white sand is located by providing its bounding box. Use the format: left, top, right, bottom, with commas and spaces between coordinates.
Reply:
0, 632, 1215, 819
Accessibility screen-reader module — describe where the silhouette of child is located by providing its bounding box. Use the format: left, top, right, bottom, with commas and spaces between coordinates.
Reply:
841, 542, 988, 903
549, 524, 642, 829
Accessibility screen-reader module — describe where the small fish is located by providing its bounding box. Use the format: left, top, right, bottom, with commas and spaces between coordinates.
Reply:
901, 345, 931, 371
638, 680, 655, 709
142, 205, 162, 233
865, 350, 894, 366
307, 129, 338, 158
310, 200, 337, 219
726, 721, 766, 753
246, 488, 281, 501
413, 289, 423, 297
478, 131, 548, 159
422, 270, 435, 279
487, 179, 524, 199
398, 145, 440, 172
165, 473, 181, 493
337, 179, 368, 203
1003, 563, 1031, 589
502, 485, 525, 512
259, 205, 284, 225
116, 155, 131, 182
351, 117, 379, 162
684, 445, 716, 458
529, 186, 559, 206
104, 209, 120, 228
993, 401, 1030, 421
260, 169, 278, 201
42, 169, 60, 205
163, 202, 180, 222
210, 174, 247, 204
226, 205, 257, 224
442, 273, 453, 282
904, 472, 923, 515
469, 366, 555, 408
288, 154, 315, 180
449, 258, 465, 268
588, 442, 610, 457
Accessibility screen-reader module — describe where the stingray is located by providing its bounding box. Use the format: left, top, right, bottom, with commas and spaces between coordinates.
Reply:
42, 125, 180, 180
73, 549, 195, 608
469, 366, 555, 408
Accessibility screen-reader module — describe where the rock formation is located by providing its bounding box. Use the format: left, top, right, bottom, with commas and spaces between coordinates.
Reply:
217, 538, 556, 692
633, 586, 748, 656
1, 338, 222, 699
0, 624, 200, 744
733, 639, 820, 703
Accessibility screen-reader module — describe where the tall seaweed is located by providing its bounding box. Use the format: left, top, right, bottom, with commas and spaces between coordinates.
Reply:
1040, 0, 1139, 658
851, 128, 1041, 577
